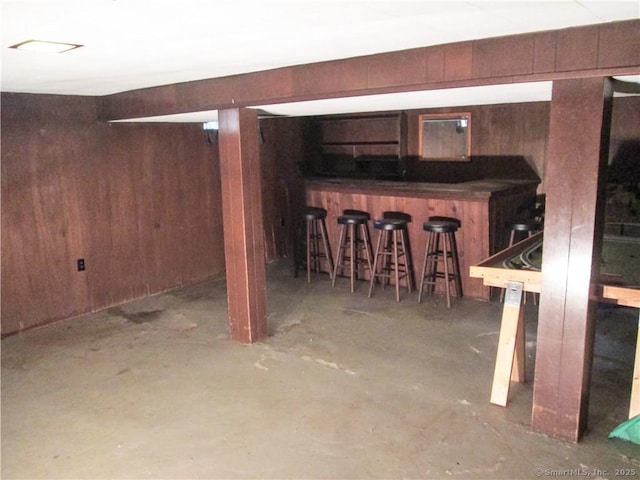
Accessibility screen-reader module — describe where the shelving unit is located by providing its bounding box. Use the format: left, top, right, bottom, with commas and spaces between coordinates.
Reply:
313, 112, 407, 179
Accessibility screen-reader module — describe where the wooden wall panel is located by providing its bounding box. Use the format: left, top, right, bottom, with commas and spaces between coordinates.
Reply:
292, 57, 370, 97
598, 20, 640, 68
608, 96, 640, 192
443, 43, 474, 81
404, 102, 549, 189
471, 39, 493, 79
555, 25, 600, 72
424, 46, 446, 83
1, 124, 91, 328
490, 34, 535, 77
203, 68, 294, 107
533, 31, 558, 73
367, 49, 427, 88
402, 98, 635, 193
1, 93, 224, 335
259, 117, 307, 262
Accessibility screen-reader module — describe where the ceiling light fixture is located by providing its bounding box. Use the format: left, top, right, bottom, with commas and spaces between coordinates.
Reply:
9, 39, 83, 53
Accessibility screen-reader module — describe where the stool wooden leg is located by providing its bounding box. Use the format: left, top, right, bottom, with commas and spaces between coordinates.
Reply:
442, 234, 452, 308
393, 230, 401, 302
306, 219, 313, 283
400, 230, 414, 292
381, 230, 391, 290
361, 224, 374, 276
418, 232, 433, 303
319, 219, 334, 280
332, 225, 347, 287
426, 233, 440, 296
294, 219, 301, 279
349, 224, 356, 293
450, 232, 463, 298
368, 229, 385, 298
369, 231, 384, 298
379, 232, 390, 289
312, 220, 321, 274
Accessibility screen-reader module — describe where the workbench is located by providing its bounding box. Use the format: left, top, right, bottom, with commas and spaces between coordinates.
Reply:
470, 232, 640, 418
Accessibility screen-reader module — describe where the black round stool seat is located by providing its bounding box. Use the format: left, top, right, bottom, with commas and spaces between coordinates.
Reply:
303, 206, 327, 221
333, 211, 374, 293
338, 214, 369, 225
500, 218, 542, 304
383, 211, 412, 222
374, 218, 408, 231
423, 220, 458, 234
508, 219, 541, 232
343, 209, 371, 220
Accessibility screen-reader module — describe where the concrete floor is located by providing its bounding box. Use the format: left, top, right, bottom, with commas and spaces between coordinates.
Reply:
2, 260, 639, 479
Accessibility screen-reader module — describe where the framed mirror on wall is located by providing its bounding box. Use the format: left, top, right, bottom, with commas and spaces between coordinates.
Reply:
418, 112, 471, 161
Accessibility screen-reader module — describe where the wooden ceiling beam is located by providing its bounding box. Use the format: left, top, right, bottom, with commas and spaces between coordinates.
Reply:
98, 19, 639, 122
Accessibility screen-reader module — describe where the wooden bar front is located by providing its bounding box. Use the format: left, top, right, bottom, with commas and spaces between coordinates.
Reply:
305, 178, 539, 300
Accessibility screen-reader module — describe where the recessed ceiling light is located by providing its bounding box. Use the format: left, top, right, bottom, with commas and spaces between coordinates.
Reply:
9, 39, 83, 53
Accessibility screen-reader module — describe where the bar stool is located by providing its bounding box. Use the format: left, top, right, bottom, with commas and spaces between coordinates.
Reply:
500, 219, 542, 303
343, 209, 373, 250
332, 212, 374, 293
418, 217, 463, 308
507, 219, 542, 247
296, 206, 334, 283
383, 211, 415, 288
368, 216, 414, 302
342, 209, 374, 271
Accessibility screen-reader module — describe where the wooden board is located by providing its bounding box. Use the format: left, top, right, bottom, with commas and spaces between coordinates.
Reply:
490, 281, 526, 406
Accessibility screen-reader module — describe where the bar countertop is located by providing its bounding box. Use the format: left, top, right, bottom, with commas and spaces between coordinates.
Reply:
306, 177, 540, 200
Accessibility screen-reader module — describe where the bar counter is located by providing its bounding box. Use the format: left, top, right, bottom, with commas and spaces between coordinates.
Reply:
305, 177, 539, 300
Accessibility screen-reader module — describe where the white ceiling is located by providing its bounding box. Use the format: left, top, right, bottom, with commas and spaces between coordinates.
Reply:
2, 0, 638, 121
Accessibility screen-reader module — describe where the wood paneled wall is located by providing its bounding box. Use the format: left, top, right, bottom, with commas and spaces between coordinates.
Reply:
1, 93, 225, 335
609, 96, 640, 185
2, 93, 636, 335
308, 97, 638, 193
305, 103, 548, 184
408, 102, 549, 188
259, 117, 308, 263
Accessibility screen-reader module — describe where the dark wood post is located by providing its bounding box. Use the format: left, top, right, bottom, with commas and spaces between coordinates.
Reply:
531, 77, 613, 441
218, 108, 268, 343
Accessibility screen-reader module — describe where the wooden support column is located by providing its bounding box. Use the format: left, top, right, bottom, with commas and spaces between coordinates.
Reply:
532, 78, 613, 442
218, 108, 268, 343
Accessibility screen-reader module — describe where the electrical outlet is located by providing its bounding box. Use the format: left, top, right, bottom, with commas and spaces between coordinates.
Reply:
77, 258, 85, 271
